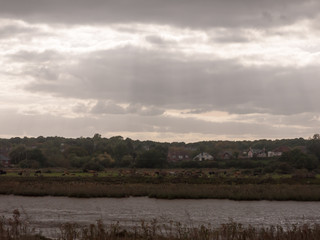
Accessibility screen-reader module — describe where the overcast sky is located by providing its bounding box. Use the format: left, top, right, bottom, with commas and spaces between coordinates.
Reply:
1, 0, 320, 142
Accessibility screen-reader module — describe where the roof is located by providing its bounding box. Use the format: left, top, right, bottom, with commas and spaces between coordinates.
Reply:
272, 146, 291, 153
194, 152, 214, 159
249, 148, 265, 154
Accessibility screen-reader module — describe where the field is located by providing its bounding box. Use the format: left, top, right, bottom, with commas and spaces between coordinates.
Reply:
1, 168, 320, 200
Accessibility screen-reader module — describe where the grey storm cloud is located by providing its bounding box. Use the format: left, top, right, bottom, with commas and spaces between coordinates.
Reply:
145, 35, 167, 45
22, 47, 320, 116
1, 0, 319, 29
145, 35, 177, 47
211, 31, 252, 43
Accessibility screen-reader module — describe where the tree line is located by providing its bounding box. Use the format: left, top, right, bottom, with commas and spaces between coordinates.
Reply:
1, 134, 320, 172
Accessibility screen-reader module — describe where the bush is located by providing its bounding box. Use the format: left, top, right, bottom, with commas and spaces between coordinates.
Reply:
70, 156, 90, 168
180, 161, 200, 168
18, 160, 40, 169
136, 149, 167, 168
82, 161, 104, 171
280, 149, 319, 170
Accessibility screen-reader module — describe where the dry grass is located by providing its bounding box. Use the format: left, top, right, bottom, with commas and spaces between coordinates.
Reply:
2, 210, 320, 240
0, 209, 48, 240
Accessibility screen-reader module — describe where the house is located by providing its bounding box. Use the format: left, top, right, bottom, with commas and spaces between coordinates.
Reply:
267, 146, 290, 157
167, 147, 192, 162
267, 150, 282, 158
223, 151, 233, 159
0, 154, 11, 167
248, 147, 267, 158
193, 152, 214, 161
217, 151, 233, 160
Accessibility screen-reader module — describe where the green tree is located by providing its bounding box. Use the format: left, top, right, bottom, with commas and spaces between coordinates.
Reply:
308, 134, 320, 160
136, 148, 167, 168
118, 155, 134, 167
19, 160, 40, 168
9, 145, 27, 164
64, 146, 88, 158
26, 149, 47, 166
93, 153, 115, 168
83, 161, 104, 171
280, 149, 319, 171
92, 133, 102, 153
70, 156, 90, 168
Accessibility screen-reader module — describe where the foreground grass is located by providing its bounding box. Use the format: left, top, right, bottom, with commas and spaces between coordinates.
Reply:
0, 176, 320, 200
2, 210, 320, 240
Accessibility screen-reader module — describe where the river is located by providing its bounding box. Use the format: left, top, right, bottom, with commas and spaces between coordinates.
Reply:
1, 195, 320, 237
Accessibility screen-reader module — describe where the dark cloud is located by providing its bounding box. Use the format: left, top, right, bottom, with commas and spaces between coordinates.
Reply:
21, 47, 320, 116
211, 31, 252, 43
0, 0, 319, 29
145, 35, 166, 45
145, 35, 176, 47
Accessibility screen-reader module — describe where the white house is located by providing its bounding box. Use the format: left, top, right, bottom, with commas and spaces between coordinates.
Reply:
248, 147, 267, 158
193, 152, 214, 161
267, 146, 290, 157
267, 151, 283, 157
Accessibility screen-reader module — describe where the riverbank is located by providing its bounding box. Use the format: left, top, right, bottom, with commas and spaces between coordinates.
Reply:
1, 176, 320, 200
2, 209, 320, 240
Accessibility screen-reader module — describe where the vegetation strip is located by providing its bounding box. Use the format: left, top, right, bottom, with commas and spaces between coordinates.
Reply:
1, 177, 320, 200
2, 209, 320, 240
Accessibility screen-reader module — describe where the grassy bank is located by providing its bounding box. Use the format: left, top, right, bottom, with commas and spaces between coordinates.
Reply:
2, 210, 320, 240
1, 176, 320, 200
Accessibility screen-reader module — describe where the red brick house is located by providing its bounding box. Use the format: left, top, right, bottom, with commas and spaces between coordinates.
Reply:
0, 154, 11, 167
167, 147, 192, 162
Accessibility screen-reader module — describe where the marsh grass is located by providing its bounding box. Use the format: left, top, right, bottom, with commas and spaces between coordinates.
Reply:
2, 210, 320, 240
1, 174, 320, 200
1, 178, 320, 200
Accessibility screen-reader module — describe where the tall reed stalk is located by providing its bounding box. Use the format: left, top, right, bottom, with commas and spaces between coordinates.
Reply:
2, 210, 320, 240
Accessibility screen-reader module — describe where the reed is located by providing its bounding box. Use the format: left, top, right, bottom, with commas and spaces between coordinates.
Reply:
0, 209, 49, 240
1, 178, 320, 200
1, 175, 320, 200
2, 210, 320, 240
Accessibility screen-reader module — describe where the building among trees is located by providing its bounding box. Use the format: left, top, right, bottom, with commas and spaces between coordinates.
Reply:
0, 154, 10, 167
193, 152, 214, 161
167, 147, 192, 162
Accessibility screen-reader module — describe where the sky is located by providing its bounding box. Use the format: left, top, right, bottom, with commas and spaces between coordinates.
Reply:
1, 0, 320, 142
